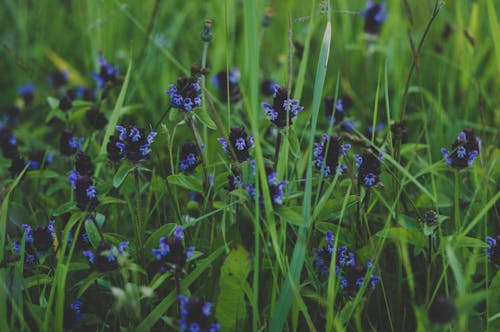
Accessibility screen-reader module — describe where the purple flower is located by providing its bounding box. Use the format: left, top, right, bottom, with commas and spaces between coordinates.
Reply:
211, 67, 242, 104
218, 126, 254, 162
179, 141, 201, 173
354, 150, 383, 187
313, 134, 351, 176
362, 1, 388, 35
165, 76, 202, 112
441, 128, 481, 169
92, 55, 120, 88
151, 226, 194, 274
178, 295, 220, 332
262, 84, 304, 128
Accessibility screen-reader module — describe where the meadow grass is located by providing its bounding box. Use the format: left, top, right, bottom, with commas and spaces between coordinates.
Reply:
0, 0, 499, 331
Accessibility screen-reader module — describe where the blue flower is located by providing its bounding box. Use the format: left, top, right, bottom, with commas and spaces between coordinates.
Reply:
313, 134, 351, 177
362, 1, 388, 35
179, 141, 201, 173
18, 82, 36, 106
92, 55, 120, 88
246, 165, 287, 206
354, 150, 383, 187
75, 176, 99, 211
178, 295, 220, 332
83, 241, 128, 272
108, 125, 157, 163
441, 128, 481, 169
217, 126, 254, 162
165, 76, 202, 112
60, 129, 83, 156
262, 84, 304, 128
152, 226, 194, 274
64, 300, 84, 329
486, 236, 499, 266
0, 128, 19, 159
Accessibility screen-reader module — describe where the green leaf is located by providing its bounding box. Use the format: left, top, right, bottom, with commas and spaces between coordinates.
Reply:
113, 163, 135, 188
47, 96, 59, 109
376, 228, 426, 248
194, 108, 216, 129
275, 206, 306, 226
288, 130, 301, 158
45, 107, 66, 123
167, 174, 203, 193
85, 220, 102, 249
216, 245, 251, 331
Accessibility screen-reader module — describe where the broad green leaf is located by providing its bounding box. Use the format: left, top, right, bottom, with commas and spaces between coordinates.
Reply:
167, 174, 203, 193
275, 206, 306, 226
85, 220, 102, 249
376, 228, 426, 248
113, 163, 135, 188
216, 245, 251, 331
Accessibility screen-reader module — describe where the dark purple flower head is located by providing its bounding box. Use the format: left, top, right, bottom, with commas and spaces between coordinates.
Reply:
441, 128, 480, 169
262, 84, 304, 128
48, 70, 69, 89
362, 1, 388, 35
85, 106, 108, 130
313, 231, 380, 294
9, 155, 27, 178
428, 296, 456, 324
246, 165, 287, 205
21, 220, 56, 252
211, 68, 242, 104
391, 120, 409, 145
59, 95, 73, 111
165, 76, 202, 111
75, 151, 95, 177
179, 141, 201, 173
60, 129, 83, 156
83, 241, 128, 273
217, 126, 254, 162
92, 55, 120, 89
75, 176, 99, 211
178, 295, 220, 332
152, 226, 194, 274
0, 128, 19, 159
260, 79, 276, 97
109, 125, 157, 163
486, 236, 500, 267
18, 82, 36, 106
313, 134, 351, 176
354, 150, 383, 187
64, 300, 84, 329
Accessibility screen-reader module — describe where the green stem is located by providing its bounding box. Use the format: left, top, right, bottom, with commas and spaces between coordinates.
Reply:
454, 170, 461, 231
187, 115, 209, 192
134, 168, 144, 257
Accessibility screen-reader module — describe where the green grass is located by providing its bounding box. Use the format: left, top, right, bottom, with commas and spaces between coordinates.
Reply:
0, 0, 499, 331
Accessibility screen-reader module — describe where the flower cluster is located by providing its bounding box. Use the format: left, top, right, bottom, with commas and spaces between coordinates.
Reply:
218, 126, 254, 162
18, 82, 36, 107
151, 226, 194, 274
246, 164, 287, 205
48, 70, 68, 89
68, 151, 99, 212
179, 141, 202, 173
178, 295, 220, 332
313, 134, 351, 176
262, 84, 304, 128
83, 241, 128, 273
486, 235, 499, 266
324, 96, 354, 132
362, 1, 388, 35
0, 127, 19, 159
211, 67, 242, 104
441, 128, 481, 169
313, 231, 380, 294
60, 129, 83, 156
64, 300, 84, 329
92, 55, 120, 89
107, 125, 157, 163
28, 150, 53, 170
260, 79, 276, 97
354, 150, 383, 187
14, 221, 56, 265
165, 76, 202, 111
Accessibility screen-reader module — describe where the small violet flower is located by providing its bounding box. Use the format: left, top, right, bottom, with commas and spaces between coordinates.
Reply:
262, 84, 304, 128
179, 141, 202, 173
92, 55, 120, 88
165, 76, 202, 112
354, 150, 383, 187
441, 128, 481, 169
217, 126, 254, 162
83, 241, 128, 273
211, 67, 242, 104
486, 236, 500, 267
152, 226, 195, 274
362, 1, 388, 35
313, 134, 351, 177
178, 295, 220, 332
107, 125, 157, 163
